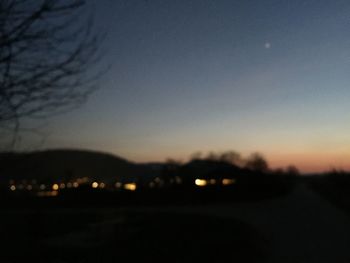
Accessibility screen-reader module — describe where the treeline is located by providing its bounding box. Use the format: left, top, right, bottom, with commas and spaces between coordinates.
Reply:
307, 169, 350, 213
167, 150, 299, 175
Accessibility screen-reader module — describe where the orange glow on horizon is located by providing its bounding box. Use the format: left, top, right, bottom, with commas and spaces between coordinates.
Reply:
111, 149, 350, 174
267, 152, 350, 173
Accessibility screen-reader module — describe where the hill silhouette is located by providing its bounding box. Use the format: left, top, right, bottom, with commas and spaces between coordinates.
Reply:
0, 149, 160, 183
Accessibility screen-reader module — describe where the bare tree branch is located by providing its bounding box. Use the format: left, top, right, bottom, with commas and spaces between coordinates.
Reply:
0, 0, 102, 146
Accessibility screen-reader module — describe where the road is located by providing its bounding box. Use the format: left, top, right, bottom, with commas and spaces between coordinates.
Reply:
127, 184, 350, 262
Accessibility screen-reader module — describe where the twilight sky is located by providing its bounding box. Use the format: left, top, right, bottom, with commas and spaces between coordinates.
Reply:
35, 0, 350, 172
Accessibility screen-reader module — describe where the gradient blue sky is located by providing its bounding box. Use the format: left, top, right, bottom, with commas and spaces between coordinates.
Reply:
37, 0, 350, 172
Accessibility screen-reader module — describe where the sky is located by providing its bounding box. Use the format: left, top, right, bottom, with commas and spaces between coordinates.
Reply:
30, 0, 350, 173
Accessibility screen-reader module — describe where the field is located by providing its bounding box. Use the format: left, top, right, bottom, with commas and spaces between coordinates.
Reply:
2, 177, 350, 262
0, 205, 266, 263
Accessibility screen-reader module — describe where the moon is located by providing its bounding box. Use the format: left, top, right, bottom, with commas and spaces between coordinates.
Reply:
264, 42, 271, 49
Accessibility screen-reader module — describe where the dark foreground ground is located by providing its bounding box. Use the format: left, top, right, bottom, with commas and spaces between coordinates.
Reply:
0, 208, 266, 263
2, 177, 350, 263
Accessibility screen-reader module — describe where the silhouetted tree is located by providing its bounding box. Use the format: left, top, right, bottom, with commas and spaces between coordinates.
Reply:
273, 167, 285, 174
245, 152, 269, 172
285, 165, 299, 175
189, 151, 203, 161
219, 151, 242, 166
0, 0, 101, 146
165, 158, 182, 166
205, 151, 220, 161
190, 150, 243, 166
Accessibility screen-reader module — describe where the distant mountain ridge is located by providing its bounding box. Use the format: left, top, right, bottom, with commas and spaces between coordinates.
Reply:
0, 149, 273, 186
0, 149, 161, 183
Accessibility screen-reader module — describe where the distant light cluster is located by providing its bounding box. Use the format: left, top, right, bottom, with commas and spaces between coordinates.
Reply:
6, 177, 142, 196
6, 174, 236, 197
195, 178, 236, 187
